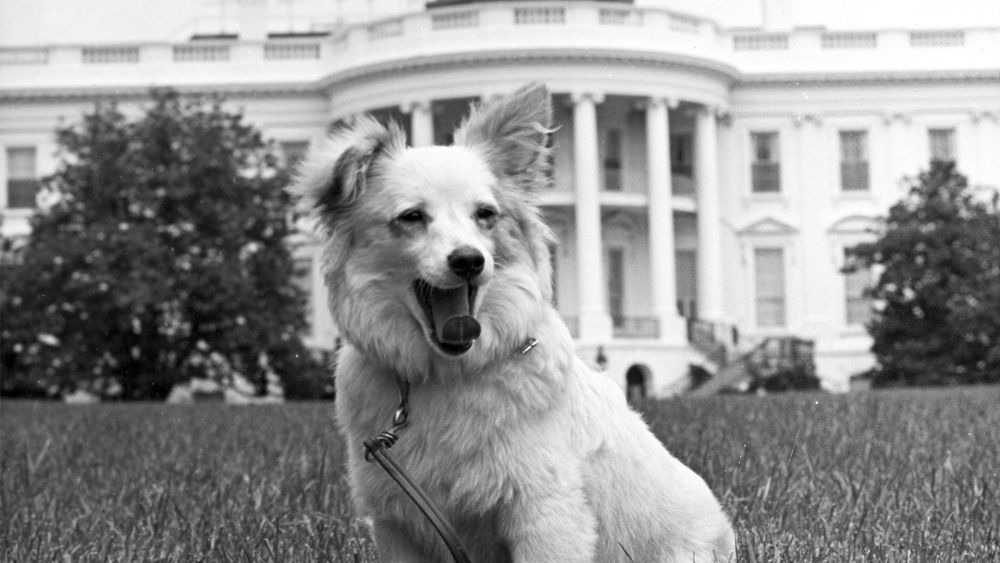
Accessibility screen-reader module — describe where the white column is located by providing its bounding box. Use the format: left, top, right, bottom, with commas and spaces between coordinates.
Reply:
796, 114, 827, 333
974, 111, 1000, 188
404, 100, 434, 147
695, 106, 725, 323
645, 97, 686, 343
884, 112, 913, 190
572, 92, 612, 342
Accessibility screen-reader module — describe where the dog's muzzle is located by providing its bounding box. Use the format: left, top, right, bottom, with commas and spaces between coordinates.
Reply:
413, 279, 481, 356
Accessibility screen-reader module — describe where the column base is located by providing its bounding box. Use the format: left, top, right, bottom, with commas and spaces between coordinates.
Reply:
657, 313, 690, 346
577, 311, 613, 343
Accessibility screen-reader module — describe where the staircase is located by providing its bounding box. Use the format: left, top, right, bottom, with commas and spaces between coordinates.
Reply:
686, 323, 819, 395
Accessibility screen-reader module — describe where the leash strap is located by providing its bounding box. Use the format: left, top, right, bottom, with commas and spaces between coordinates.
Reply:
363, 377, 471, 563
363, 437, 472, 563
362, 339, 538, 563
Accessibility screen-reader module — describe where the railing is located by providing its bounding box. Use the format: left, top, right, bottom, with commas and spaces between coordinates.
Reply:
743, 336, 817, 390
910, 30, 965, 47
687, 318, 739, 367
733, 33, 788, 51
82, 46, 139, 64
0, 47, 48, 65
0, 3, 995, 92
821, 32, 877, 49
599, 8, 642, 27
263, 42, 321, 60
840, 161, 870, 191
514, 7, 565, 25
5, 179, 38, 209
367, 18, 404, 40
613, 317, 659, 339
431, 9, 479, 30
751, 162, 781, 193
173, 45, 230, 63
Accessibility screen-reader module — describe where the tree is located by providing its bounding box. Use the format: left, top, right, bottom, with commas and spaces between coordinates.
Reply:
845, 161, 1000, 387
0, 89, 327, 400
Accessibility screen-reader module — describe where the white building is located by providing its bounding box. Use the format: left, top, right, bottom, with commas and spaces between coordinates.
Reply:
2, 0, 998, 394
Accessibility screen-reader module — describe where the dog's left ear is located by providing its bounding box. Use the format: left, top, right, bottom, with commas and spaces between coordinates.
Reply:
454, 83, 553, 191
291, 117, 404, 231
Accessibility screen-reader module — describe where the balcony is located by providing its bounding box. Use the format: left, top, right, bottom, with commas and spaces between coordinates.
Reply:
1, 4, 996, 99
751, 162, 781, 193
613, 316, 660, 339
840, 161, 870, 191
5, 179, 39, 209
0, 2, 732, 98
730, 27, 999, 78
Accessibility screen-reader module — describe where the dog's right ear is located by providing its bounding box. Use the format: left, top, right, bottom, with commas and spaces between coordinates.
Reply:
291, 116, 404, 230
454, 83, 553, 193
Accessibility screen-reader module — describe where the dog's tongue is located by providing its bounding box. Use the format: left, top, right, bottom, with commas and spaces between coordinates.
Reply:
432, 285, 481, 344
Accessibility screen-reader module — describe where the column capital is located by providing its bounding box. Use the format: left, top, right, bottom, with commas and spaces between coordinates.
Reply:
570, 91, 605, 105
881, 111, 912, 125
970, 110, 1000, 124
793, 113, 823, 128
639, 96, 680, 111
399, 99, 432, 114
694, 104, 728, 120
480, 92, 505, 105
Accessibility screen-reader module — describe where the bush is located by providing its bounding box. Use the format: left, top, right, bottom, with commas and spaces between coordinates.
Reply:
845, 161, 1000, 387
0, 89, 328, 400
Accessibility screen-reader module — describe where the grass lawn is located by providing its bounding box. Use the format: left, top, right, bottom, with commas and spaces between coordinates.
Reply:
2, 386, 998, 562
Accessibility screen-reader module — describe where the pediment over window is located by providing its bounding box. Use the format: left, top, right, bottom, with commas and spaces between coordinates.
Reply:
602, 211, 642, 241
737, 216, 798, 236
828, 214, 882, 235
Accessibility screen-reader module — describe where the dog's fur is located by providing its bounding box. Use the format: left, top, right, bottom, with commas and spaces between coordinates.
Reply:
293, 84, 735, 562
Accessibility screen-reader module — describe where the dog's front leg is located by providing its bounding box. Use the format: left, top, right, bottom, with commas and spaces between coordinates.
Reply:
503, 488, 598, 563
372, 517, 438, 563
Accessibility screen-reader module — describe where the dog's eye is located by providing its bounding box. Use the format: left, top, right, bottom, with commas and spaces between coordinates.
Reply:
397, 209, 425, 224
475, 207, 498, 223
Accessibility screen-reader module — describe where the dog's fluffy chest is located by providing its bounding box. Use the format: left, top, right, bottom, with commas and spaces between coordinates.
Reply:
336, 345, 578, 513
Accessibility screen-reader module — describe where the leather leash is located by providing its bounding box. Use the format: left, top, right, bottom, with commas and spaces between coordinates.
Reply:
363, 338, 539, 563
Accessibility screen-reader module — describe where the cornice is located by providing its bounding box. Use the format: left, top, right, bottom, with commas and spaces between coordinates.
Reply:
0, 81, 321, 102
3, 58, 997, 103
738, 69, 1000, 86
317, 48, 742, 92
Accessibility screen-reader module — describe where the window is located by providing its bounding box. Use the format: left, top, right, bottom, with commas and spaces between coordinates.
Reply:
670, 133, 693, 177
754, 248, 786, 327
292, 257, 314, 335
5, 147, 38, 209
751, 132, 780, 193
279, 141, 309, 170
928, 128, 955, 163
607, 248, 625, 327
603, 128, 622, 191
845, 256, 873, 326
675, 250, 697, 318
839, 130, 869, 191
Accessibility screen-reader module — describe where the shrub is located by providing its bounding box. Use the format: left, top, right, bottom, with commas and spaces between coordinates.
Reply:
0, 89, 328, 400
845, 161, 1000, 386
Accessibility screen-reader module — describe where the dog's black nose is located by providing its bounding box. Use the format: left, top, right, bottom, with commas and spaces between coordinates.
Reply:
448, 246, 485, 279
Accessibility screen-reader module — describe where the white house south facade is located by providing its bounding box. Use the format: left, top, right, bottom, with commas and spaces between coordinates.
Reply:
2, 1, 998, 394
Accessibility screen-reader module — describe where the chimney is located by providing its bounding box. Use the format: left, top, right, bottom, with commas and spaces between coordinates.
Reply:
761, 0, 793, 30
238, 0, 268, 41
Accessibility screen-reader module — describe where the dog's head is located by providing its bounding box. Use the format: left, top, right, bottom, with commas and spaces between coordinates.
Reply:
293, 84, 554, 374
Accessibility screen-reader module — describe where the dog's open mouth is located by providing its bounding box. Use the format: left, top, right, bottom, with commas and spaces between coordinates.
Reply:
413, 279, 481, 356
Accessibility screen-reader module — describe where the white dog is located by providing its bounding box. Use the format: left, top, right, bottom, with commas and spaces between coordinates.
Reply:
293, 83, 735, 562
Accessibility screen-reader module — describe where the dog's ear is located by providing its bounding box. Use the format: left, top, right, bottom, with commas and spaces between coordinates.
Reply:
291, 116, 404, 229
454, 83, 553, 191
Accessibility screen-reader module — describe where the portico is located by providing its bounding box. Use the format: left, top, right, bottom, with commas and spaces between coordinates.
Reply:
392, 90, 723, 353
